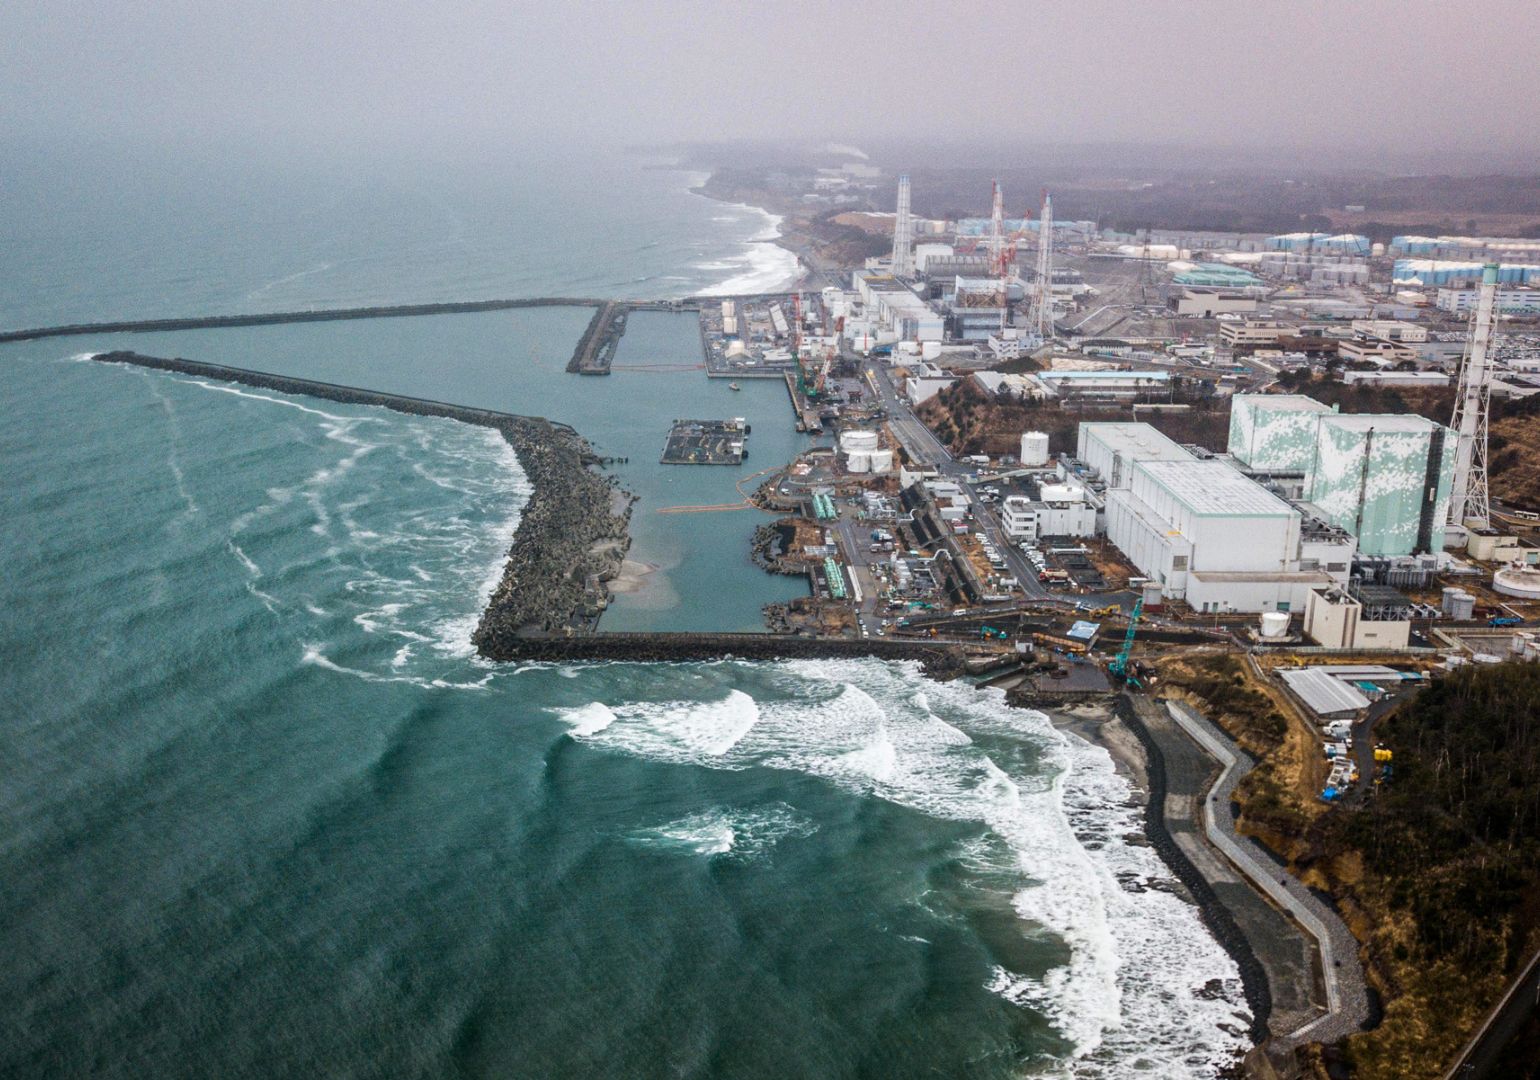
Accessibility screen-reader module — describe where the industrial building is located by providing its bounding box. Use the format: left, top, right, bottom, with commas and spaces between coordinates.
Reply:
1169, 288, 1258, 318
1303, 586, 1412, 650
1337, 338, 1420, 367
1349, 320, 1428, 344
1304, 413, 1455, 557
1034, 369, 1172, 402
1227, 394, 1338, 472
1436, 285, 1540, 315
1076, 422, 1194, 489
1104, 458, 1336, 613
1000, 491, 1097, 541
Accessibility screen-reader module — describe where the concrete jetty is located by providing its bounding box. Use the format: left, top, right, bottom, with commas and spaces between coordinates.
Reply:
566, 301, 626, 374
2, 297, 606, 344
1, 296, 708, 345
476, 631, 966, 678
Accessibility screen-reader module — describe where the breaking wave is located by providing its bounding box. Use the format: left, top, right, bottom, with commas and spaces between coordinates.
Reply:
549, 658, 1250, 1076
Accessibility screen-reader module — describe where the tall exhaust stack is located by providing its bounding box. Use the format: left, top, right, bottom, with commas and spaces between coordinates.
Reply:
987, 180, 1004, 263
1028, 192, 1054, 344
1448, 261, 1500, 535
891, 174, 914, 278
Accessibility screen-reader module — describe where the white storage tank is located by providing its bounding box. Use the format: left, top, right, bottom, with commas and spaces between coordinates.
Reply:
921, 341, 942, 360
1038, 483, 1084, 503
1441, 587, 1476, 620
1020, 431, 1051, 467
1259, 611, 1290, 639
1494, 566, 1540, 600
840, 430, 880, 453
869, 449, 894, 473
846, 449, 871, 474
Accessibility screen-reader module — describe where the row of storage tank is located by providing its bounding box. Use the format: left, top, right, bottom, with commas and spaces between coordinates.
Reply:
838, 429, 893, 474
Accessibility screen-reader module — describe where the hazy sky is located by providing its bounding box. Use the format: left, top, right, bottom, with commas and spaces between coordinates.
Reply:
4, 1, 1538, 161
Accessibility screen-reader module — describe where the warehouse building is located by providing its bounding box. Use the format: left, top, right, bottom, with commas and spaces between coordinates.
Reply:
1304, 414, 1455, 557
1436, 285, 1540, 315
1169, 287, 1258, 318
1228, 394, 1338, 472
1037, 370, 1172, 403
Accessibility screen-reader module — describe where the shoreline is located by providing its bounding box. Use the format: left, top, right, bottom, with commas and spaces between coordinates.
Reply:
1051, 698, 1273, 1050
682, 174, 812, 295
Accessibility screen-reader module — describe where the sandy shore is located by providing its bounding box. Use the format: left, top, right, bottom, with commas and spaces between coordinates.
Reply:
607, 559, 658, 595
1049, 702, 1150, 792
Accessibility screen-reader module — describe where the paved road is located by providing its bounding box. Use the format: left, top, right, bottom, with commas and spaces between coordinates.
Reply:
865, 363, 1049, 599
1162, 699, 1371, 1050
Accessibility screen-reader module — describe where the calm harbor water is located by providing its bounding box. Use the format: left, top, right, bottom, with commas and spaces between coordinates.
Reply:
0, 150, 1249, 1077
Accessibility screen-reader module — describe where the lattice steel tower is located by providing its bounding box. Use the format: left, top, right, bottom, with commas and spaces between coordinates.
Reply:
1027, 192, 1054, 343
987, 180, 1004, 263
891, 174, 914, 278
1448, 262, 1501, 533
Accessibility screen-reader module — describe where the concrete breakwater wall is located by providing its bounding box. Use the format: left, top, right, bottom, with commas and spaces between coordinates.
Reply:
566, 301, 627, 374
3, 298, 608, 343
477, 632, 967, 679
1112, 695, 1273, 1044
90, 351, 631, 648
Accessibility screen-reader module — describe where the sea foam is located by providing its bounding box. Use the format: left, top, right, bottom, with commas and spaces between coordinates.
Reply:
546, 658, 1250, 1076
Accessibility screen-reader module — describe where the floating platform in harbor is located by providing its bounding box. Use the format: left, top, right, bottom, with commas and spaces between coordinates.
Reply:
661, 418, 749, 465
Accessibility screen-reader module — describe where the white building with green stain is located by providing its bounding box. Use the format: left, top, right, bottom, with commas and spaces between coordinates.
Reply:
1304, 414, 1455, 556
1228, 394, 1338, 472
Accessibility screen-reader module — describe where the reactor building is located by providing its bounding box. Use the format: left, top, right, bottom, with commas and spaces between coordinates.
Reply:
1303, 413, 1455, 558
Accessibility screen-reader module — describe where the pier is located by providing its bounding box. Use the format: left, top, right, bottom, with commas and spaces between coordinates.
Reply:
0, 295, 710, 347
0, 297, 607, 343
566, 301, 627, 374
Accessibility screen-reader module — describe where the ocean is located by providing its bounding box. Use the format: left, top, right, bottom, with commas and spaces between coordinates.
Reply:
0, 148, 1249, 1077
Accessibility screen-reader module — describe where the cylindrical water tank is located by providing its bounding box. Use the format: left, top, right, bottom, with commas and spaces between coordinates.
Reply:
921, 341, 942, 360
1259, 611, 1290, 639
868, 449, 894, 473
846, 449, 871, 474
840, 430, 880, 453
1020, 431, 1050, 467
1494, 567, 1540, 600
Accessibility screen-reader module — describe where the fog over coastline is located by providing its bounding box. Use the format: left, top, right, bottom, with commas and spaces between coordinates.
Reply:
3, 1, 1537, 168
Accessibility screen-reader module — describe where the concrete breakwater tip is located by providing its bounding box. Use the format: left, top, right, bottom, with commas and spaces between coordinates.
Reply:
89, 351, 632, 650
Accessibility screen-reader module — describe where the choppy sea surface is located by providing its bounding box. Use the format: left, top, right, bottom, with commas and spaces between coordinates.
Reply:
0, 149, 1249, 1077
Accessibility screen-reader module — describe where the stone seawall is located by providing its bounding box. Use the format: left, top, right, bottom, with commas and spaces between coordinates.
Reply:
481, 632, 966, 679
3, 298, 604, 343
91, 351, 631, 650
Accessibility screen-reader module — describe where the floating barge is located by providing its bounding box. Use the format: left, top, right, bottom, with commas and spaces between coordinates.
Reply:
660, 418, 749, 465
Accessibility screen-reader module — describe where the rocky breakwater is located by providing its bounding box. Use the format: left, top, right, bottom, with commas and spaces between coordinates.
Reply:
89, 352, 632, 647
471, 420, 633, 649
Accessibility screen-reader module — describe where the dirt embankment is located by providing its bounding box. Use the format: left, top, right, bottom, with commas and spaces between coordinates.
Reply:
915, 378, 1232, 458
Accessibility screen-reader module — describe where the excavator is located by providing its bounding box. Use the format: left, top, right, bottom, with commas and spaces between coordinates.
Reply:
1107, 598, 1144, 689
